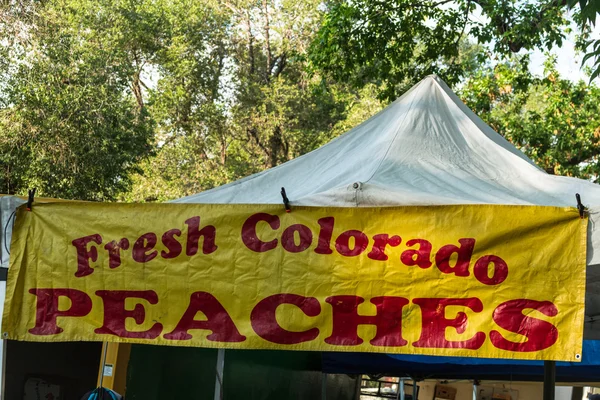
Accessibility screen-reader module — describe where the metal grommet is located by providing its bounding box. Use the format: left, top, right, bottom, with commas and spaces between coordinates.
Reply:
352, 182, 360, 189
576, 353, 581, 360
2, 332, 8, 339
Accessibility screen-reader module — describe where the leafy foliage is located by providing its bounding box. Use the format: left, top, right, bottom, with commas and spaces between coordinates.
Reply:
0, 0, 154, 200
310, 0, 573, 101
461, 57, 600, 180
568, 0, 600, 81
2, 0, 600, 202
125, 0, 353, 201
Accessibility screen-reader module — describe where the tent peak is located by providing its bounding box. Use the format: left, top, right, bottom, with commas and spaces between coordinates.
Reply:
423, 73, 443, 83
176, 72, 544, 206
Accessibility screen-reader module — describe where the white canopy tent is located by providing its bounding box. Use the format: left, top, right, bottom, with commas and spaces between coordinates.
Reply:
174, 75, 600, 340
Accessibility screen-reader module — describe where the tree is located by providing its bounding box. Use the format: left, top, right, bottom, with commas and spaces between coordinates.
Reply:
227, 0, 347, 168
0, 0, 155, 200
310, 0, 574, 101
460, 56, 600, 180
126, 0, 354, 201
0, 0, 359, 202
121, 0, 235, 201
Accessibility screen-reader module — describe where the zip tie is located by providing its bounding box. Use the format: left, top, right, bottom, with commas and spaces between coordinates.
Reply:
26, 188, 36, 211
281, 187, 291, 213
576, 193, 586, 219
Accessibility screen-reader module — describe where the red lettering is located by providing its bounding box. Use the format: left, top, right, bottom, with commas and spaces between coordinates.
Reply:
412, 297, 485, 349
314, 217, 334, 255
72, 234, 102, 277
435, 238, 475, 277
251, 294, 320, 344
185, 216, 217, 256
325, 296, 408, 346
161, 229, 182, 259
95, 290, 162, 339
367, 234, 401, 261
132, 233, 158, 263
104, 239, 129, 269
281, 224, 313, 253
474, 255, 508, 285
241, 213, 280, 253
29, 289, 92, 335
490, 299, 558, 352
335, 230, 369, 257
401, 239, 432, 269
164, 292, 245, 342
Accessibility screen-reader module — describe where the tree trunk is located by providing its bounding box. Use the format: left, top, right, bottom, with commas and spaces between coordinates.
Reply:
263, 0, 272, 81
246, 10, 255, 75
132, 72, 144, 112
268, 125, 283, 167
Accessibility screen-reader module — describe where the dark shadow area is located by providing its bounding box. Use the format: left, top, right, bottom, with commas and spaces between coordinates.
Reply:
5, 340, 102, 400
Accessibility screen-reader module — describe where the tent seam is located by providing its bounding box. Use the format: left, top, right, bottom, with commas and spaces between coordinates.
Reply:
364, 82, 421, 185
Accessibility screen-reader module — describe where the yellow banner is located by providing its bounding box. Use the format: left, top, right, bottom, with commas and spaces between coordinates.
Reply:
2, 203, 587, 361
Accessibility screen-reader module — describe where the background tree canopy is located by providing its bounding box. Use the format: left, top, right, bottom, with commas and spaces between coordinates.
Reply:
461, 57, 600, 180
1, 0, 600, 201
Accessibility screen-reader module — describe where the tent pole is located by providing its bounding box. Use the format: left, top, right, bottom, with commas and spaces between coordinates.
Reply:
97, 342, 109, 400
1, 339, 6, 400
571, 386, 583, 400
99, 342, 108, 388
543, 360, 555, 400
397, 378, 404, 400
214, 349, 225, 400
412, 379, 417, 400
321, 373, 327, 400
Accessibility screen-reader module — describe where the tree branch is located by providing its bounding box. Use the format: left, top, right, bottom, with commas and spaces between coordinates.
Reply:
246, 9, 255, 75
564, 148, 600, 168
272, 53, 287, 77
452, 0, 471, 49
262, 0, 272, 81
471, 0, 568, 52
246, 126, 270, 157
222, 1, 239, 14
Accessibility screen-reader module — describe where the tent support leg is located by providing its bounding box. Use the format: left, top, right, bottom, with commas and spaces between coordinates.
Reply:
321, 373, 327, 400
1, 339, 6, 400
99, 342, 108, 389
412, 379, 417, 400
543, 360, 555, 400
214, 349, 225, 400
397, 379, 404, 400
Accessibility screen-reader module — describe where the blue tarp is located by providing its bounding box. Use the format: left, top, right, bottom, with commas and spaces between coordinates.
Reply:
322, 340, 600, 382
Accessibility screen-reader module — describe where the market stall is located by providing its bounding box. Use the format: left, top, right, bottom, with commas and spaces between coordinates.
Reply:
2, 75, 598, 400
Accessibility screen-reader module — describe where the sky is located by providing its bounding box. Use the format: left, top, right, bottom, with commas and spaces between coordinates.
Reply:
529, 23, 600, 83
465, 6, 600, 83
